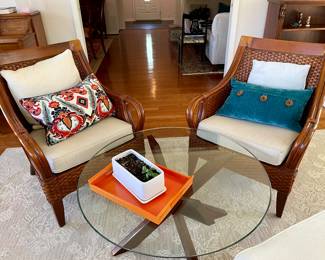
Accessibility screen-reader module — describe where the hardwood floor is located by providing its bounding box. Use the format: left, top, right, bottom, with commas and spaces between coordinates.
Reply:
96, 28, 222, 129
0, 28, 221, 153
1, 28, 324, 154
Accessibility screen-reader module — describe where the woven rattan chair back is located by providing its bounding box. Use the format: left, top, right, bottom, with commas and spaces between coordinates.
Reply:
234, 47, 325, 89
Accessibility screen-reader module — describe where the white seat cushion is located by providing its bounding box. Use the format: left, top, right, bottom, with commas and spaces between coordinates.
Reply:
197, 115, 299, 166
31, 117, 133, 173
235, 210, 325, 260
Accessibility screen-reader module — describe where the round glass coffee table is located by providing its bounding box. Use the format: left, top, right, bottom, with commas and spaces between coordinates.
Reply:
77, 128, 271, 259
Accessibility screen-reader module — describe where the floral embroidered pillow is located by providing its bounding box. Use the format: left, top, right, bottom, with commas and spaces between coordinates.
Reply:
20, 73, 115, 145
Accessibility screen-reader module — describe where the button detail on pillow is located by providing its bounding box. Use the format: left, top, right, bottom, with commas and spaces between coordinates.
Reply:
217, 79, 313, 132
20, 74, 115, 145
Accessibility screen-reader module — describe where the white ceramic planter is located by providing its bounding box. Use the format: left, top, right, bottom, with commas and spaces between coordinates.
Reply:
112, 149, 166, 204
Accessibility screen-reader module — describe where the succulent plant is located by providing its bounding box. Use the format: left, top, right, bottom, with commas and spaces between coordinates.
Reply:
117, 154, 160, 182
142, 166, 159, 181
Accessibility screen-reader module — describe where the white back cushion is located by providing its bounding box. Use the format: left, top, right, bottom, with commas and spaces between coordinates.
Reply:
0, 49, 82, 125
247, 60, 311, 90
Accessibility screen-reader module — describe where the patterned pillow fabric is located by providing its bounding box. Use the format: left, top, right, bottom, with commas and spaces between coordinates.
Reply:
20, 73, 115, 145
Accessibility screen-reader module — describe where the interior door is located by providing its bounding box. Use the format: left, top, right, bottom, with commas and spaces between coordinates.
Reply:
134, 0, 161, 21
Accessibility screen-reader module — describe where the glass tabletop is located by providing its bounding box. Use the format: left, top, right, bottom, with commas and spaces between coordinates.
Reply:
77, 128, 271, 259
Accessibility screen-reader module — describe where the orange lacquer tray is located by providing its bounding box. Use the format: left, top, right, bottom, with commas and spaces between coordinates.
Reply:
88, 163, 193, 225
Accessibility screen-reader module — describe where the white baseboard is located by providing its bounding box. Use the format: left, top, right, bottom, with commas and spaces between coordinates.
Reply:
124, 18, 175, 22
161, 17, 176, 21
124, 18, 136, 22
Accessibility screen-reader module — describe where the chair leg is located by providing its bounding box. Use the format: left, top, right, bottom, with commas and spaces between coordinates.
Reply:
30, 165, 36, 175
276, 191, 290, 217
51, 200, 66, 227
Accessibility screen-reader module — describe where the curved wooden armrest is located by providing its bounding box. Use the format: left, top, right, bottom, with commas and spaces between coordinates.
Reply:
20, 132, 54, 179
284, 119, 317, 170
284, 80, 325, 170
103, 86, 145, 131
119, 95, 145, 131
0, 94, 53, 180
186, 78, 231, 128
186, 44, 245, 129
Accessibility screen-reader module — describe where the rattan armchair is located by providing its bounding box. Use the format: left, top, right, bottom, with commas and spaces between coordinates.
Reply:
187, 36, 325, 217
0, 40, 145, 227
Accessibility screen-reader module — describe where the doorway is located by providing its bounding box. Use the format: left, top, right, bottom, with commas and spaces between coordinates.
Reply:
134, 0, 161, 21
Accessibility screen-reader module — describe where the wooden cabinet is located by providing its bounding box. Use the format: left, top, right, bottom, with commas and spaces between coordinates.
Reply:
264, 0, 325, 43
0, 11, 47, 134
0, 11, 47, 51
0, 33, 37, 51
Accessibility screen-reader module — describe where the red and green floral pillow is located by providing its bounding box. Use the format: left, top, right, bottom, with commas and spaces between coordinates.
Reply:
20, 73, 115, 145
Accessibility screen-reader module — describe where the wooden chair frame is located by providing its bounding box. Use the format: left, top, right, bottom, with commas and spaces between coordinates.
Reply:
0, 40, 145, 227
187, 36, 325, 217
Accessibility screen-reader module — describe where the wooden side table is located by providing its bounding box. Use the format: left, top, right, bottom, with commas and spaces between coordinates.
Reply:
0, 11, 47, 49
0, 33, 37, 51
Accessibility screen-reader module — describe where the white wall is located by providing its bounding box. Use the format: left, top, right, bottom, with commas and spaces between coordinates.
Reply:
225, 0, 269, 72
160, 0, 177, 20
27, 0, 77, 44
117, 0, 125, 29
0, 0, 16, 8
14, 0, 87, 55
105, 0, 121, 34
123, 0, 135, 21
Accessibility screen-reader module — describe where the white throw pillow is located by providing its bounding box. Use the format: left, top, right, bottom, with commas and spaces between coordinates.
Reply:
0, 49, 82, 126
247, 60, 311, 90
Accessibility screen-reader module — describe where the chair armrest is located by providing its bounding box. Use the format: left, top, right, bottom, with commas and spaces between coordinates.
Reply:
118, 95, 145, 131
186, 78, 231, 128
284, 119, 316, 170
102, 86, 145, 131
0, 88, 53, 180
186, 41, 244, 129
284, 78, 325, 170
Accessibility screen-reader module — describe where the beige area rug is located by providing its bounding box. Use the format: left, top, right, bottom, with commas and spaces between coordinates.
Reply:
1, 131, 325, 259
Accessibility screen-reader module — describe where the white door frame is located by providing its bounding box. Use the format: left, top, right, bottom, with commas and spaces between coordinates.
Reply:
224, 0, 240, 73
70, 0, 88, 58
224, 0, 269, 73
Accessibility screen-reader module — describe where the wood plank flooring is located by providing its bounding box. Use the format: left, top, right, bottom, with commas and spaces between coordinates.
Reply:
0, 27, 324, 154
96, 29, 222, 129
0, 28, 221, 153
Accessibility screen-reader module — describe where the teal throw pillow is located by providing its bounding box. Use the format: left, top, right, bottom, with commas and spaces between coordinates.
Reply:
217, 79, 313, 132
